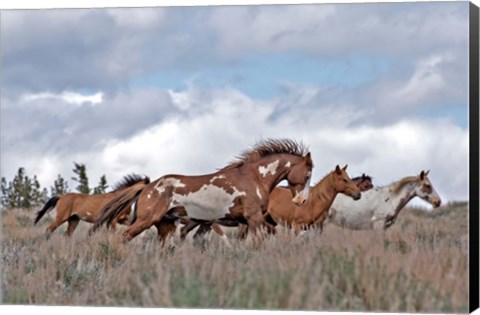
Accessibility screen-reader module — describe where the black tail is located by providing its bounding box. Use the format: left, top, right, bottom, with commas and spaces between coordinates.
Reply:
34, 196, 59, 224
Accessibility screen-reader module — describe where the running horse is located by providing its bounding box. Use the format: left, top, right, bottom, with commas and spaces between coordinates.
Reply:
91, 138, 313, 243
257, 165, 362, 233
182, 171, 373, 242
34, 174, 150, 236
328, 170, 442, 230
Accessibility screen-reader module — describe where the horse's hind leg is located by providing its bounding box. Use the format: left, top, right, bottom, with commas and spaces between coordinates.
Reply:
155, 220, 177, 247
46, 216, 68, 235
65, 216, 80, 236
180, 220, 200, 241
193, 223, 212, 239
237, 224, 248, 240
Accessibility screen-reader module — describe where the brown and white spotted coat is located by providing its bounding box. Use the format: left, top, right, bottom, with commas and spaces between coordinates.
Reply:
92, 139, 313, 243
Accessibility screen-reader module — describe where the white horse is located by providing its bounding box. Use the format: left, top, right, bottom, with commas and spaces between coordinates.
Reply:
328, 170, 442, 230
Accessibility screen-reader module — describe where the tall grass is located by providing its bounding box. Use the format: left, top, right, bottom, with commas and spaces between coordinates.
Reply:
1, 202, 469, 312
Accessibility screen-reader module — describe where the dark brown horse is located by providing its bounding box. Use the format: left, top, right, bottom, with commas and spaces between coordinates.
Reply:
352, 173, 373, 192
91, 138, 313, 243
34, 174, 150, 236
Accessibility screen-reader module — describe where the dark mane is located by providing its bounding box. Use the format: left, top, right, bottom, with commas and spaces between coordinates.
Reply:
352, 174, 373, 182
110, 174, 150, 192
220, 138, 309, 171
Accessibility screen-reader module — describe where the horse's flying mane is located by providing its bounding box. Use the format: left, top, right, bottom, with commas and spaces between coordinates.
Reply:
110, 174, 150, 192
220, 138, 309, 171
389, 176, 418, 194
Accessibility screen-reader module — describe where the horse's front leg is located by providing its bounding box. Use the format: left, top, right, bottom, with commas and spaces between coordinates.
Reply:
122, 197, 169, 242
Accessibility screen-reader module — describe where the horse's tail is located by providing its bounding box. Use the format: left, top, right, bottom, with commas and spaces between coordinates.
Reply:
89, 188, 144, 235
34, 196, 60, 224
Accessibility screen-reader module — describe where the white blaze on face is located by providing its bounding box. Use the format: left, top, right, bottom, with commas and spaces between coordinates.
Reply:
258, 160, 280, 177
171, 184, 246, 221
155, 177, 186, 195
285, 161, 291, 168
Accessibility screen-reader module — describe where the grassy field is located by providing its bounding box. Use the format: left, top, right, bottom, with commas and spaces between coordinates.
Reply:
1, 201, 470, 313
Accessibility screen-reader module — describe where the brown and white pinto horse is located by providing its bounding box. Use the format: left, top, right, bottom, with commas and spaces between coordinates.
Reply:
92, 139, 313, 243
180, 172, 374, 243
34, 174, 150, 236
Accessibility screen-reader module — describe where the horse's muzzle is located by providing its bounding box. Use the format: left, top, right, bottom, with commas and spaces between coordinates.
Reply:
352, 192, 361, 201
292, 194, 307, 206
432, 199, 442, 208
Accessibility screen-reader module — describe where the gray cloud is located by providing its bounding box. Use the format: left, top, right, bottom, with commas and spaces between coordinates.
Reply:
0, 2, 470, 204
204, 3, 468, 57
2, 88, 177, 155
1, 85, 469, 203
2, 3, 468, 96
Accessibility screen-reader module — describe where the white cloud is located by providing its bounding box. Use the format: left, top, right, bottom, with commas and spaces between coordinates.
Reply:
22, 91, 104, 106
106, 7, 166, 30
1, 3, 469, 208
383, 53, 460, 110
205, 5, 337, 56
204, 3, 468, 58
5, 86, 465, 205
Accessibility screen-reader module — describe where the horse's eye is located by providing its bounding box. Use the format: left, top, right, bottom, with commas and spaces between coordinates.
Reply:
343, 179, 348, 183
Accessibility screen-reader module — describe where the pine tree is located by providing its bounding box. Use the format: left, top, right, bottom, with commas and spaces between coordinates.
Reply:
1, 177, 11, 208
71, 162, 90, 194
51, 174, 70, 196
0, 167, 47, 208
30, 175, 47, 206
13, 167, 32, 208
93, 175, 109, 194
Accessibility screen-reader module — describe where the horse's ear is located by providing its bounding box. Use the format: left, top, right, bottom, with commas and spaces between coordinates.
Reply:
305, 152, 312, 165
425, 170, 430, 176
362, 173, 366, 179
342, 164, 348, 171
335, 165, 342, 174
420, 170, 425, 180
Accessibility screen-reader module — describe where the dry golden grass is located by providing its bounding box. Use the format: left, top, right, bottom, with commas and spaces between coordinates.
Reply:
1, 201, 469, 313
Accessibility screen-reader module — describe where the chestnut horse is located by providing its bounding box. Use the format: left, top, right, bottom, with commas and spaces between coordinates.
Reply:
34, 174, 150, 236
259, 165, 361, 233
180, 172, 374, 243
329, 170, 442, 230
91, 138, 313, 243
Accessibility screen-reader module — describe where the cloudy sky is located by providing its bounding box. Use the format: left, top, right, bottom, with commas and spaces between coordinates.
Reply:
0, 1, 470, 205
